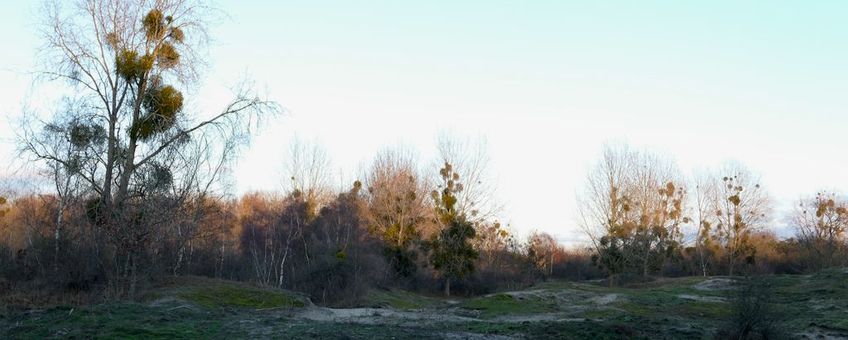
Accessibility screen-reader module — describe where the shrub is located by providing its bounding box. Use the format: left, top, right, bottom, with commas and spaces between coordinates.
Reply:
715, 276, 787, 339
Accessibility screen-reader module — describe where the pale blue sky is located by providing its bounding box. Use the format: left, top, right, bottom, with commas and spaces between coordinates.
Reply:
2, 1, 847, 244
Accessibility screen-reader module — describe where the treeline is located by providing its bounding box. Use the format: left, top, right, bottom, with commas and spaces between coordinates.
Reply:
579, 144, 848, 284
3, 142, 847, 305
4, 142, 845, 306
0, 143, 600, 306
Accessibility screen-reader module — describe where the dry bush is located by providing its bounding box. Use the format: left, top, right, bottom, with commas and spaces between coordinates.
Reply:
715, 276, 787, 340
290, 185, 387, 306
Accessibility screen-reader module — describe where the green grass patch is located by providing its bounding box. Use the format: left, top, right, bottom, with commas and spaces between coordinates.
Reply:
678, 301, 730, 319
461, 293, 555, 318
363, 288, 443, 310
579, 308, 621, 320
4, 271, 848, 338
176, 284, 304, 309
2, 303, 225, 339
459, 320, 652, 339
147, 277, 306, 309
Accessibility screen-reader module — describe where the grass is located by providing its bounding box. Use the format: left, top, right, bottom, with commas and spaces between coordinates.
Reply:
175, 284, 304, 309
2, 270, 848, 338
457, 320, 650, 339
148, 276, 306, 309
763, 269, 848, 332
460, 293, 557, 318
1, 303, 226, 339
363, 288, 443, 310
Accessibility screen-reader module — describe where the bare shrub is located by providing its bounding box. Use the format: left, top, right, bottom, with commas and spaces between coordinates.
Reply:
716, 276, 786, 340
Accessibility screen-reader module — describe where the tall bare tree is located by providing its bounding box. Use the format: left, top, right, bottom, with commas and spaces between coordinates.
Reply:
793, 191, 847, 270
283, 137, 334, 210
22, 0, 278, 294
706, 163, 771, 276
21, 108, 94, 271
691, 172, 717, 276
435, 132, 502, 225
578, 144, 687, 281
365, 147, 432, 247
364, 147, 432, 278
527, 231, 558, 277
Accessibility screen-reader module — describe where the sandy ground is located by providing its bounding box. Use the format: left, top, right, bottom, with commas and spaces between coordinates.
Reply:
295, 306, 478, 324
797, 326, 848, 340
694, 277, 735, 291
677, 294, 727, 303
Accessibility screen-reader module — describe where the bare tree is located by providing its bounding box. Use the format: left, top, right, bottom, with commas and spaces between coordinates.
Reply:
707, 163, 771, 276
691, 172, 716, 276
578, 144, 687, 281
283, 137, 334, 210
20, 108, 94, 271
163, 130, 239, 276
622, 151, 685, 278
365, 147, 432, 247
527, 231, 558, 277
578, 144, 632, 249
473, 221, 515, 270
364, 147, 432, 278
793, 191, 848, 270
22, 0, 278, 294
237, 192, 283, 285
435, 132, 502, 225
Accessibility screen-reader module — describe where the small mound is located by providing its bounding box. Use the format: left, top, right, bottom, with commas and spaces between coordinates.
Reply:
461, 293, 556, 318
149, 276, 307, 309
179, 284, 305, 309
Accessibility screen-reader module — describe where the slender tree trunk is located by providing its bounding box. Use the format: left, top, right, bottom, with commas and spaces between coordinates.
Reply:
278, 246, 289, 287
697, 235, 707, 277
102, 115, 117, 208
129, 253, 138, 299
548, 252, 553, 277
728, 250, 735, 277
174, 244, 184, 276
445, 277, 451, 297
216, 238, 226, 278
54, 200, 64, 272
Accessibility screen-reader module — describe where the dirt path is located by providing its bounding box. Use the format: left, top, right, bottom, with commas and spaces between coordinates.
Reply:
295, 306, 478, 325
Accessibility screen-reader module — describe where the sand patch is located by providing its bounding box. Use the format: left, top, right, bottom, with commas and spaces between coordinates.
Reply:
677, 294, 726, 303
295, 307, 476, 325
694, 278, 735, 291
797, 326, 848, 339
590, 293, 620, 305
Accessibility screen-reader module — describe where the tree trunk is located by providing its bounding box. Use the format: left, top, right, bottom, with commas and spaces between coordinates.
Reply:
102, 115, 117, 209
728, 255, 735, 277
444, 277, 451, 297
278, 246, 289, 288
129, 253, 138, 299
54, 201, 64, 272
549, 253, 553, 277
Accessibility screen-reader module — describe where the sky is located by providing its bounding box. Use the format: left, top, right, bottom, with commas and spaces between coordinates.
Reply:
1, 1, 847, 245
